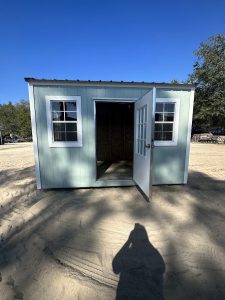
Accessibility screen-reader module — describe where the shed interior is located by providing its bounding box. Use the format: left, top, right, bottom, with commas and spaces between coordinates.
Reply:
96, 102, 134, 180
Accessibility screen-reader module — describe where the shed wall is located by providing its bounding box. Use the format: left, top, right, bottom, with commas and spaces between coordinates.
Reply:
33, 85, 191, 188
153, 88, 191, 184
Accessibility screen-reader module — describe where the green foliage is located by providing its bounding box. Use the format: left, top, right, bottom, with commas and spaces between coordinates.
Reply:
171, 79, 180, 84
16, 100, 32, 137
189, 34, 225, 130
0, 101, 18, 135
0, 100, 31, 138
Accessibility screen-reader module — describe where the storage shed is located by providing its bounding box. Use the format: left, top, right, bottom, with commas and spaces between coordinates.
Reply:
26, 78, 195, 199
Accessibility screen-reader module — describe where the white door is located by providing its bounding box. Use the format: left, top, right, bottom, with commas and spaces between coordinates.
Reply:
133, 91, 153, 199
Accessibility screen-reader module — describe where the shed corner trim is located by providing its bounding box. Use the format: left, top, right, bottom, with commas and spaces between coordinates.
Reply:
28, 83, 42, 189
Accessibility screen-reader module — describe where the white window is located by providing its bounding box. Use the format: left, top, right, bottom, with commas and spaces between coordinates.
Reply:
46, 96, 82, 147
136, 105, 147, 156
154, 98, 180, 146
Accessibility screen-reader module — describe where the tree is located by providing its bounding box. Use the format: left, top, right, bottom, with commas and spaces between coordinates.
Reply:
16, 100, 32, 137
171, 79, 180, 84
0, 100, 31, 138
189, 34, 225, 131
0, 102, 18, 136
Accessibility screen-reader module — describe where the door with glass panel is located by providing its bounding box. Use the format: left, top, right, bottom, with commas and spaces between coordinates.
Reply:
133, 91, 153, 199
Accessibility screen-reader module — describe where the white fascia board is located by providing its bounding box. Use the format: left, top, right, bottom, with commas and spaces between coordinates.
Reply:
28, 84, 41, 189
184, 88, 195, 183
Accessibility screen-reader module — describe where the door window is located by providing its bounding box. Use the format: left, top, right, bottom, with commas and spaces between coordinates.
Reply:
136, 105, 147, 156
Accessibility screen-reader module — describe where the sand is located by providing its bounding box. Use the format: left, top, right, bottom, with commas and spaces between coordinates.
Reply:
0, 142, 225, 300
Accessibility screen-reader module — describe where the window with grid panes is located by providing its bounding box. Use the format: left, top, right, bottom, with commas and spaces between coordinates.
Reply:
51, 101, 78, 142
154, 102, 175, 141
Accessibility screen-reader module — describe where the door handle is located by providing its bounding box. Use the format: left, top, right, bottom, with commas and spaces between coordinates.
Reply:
145, 143, 155, 149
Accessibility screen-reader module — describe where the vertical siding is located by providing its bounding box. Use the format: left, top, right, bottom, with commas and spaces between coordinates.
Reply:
34, 85, 149, 188
152, 88, 191, 184
34, 85, 191, 188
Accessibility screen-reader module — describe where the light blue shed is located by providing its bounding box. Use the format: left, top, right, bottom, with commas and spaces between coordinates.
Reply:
26, 78, 195, 199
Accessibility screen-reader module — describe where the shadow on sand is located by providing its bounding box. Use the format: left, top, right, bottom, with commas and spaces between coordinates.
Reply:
112, 223, 165, 300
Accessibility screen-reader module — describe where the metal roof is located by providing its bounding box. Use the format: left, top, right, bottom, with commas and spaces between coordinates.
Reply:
24, 77, 195, 88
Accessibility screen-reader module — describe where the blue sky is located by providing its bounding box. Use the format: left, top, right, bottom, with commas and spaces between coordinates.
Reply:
0, 0, 224, 104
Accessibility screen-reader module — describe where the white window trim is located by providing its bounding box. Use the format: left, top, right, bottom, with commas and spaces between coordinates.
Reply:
46, 96, 82, 147
154, 98, 180, 147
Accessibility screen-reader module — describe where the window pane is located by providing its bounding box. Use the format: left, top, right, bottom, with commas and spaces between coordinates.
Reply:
65, 101, 76, 111
140, 125, 143, 139
143, 106, 147, 123
137, 110, 140, 124
66, 123, 77, 131
140, 108, 143, 123
52, 111, 64, 121
154, 131, 163, 140
138, 124, 141, 139
141, 141, 145, 155
155, 123, 163, 131
155, 103, 164, 112
164, 113, 174, 122
163, 123, 173, 131
66, 132, 77, 141
162, 132, 173, 140
164, 103, 175, 112
52, 101, 64, 111
54, 131, 66, 141
65, 111, 77, 121
53, 123, 65, 132
140, 139, 143, 155
155, 113, 163, 121
143, 124, 146, 139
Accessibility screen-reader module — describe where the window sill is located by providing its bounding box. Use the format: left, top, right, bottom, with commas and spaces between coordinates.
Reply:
154, 141, 177, 147
48, 141, 83, 148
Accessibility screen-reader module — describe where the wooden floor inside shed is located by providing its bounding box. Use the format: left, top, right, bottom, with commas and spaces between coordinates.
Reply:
97, 160, 133, 180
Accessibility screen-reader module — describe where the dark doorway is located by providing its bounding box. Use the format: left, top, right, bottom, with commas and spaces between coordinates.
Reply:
96, 102, 134, 180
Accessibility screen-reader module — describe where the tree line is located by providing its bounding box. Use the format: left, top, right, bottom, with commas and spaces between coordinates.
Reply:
0, 100, 32, 141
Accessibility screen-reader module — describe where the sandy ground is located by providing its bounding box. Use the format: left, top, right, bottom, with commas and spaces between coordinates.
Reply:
0, 142, 225, 300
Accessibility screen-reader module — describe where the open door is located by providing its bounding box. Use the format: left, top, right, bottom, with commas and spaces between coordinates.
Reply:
133, 91, 153, 199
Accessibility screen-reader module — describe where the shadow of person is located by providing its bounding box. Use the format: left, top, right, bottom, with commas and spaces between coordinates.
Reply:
112, 223, 165, 300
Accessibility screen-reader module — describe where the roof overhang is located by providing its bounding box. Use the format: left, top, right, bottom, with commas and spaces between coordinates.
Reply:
24, 78, 195, 89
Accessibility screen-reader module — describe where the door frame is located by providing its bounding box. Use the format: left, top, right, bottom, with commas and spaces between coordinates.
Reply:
150, 87, 156, 196
93, 98, 137, 183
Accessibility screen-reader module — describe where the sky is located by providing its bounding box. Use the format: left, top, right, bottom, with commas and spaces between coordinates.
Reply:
0, 0, 224, 104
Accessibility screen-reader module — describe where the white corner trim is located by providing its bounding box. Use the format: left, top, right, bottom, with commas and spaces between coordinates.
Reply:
28, 84, 41, 189
45, 96, 83, 147
184, 88, 195, 183
154, 98, 180, 147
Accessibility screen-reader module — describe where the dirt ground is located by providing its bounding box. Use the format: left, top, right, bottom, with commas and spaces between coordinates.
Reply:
0, 143, 225, 300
